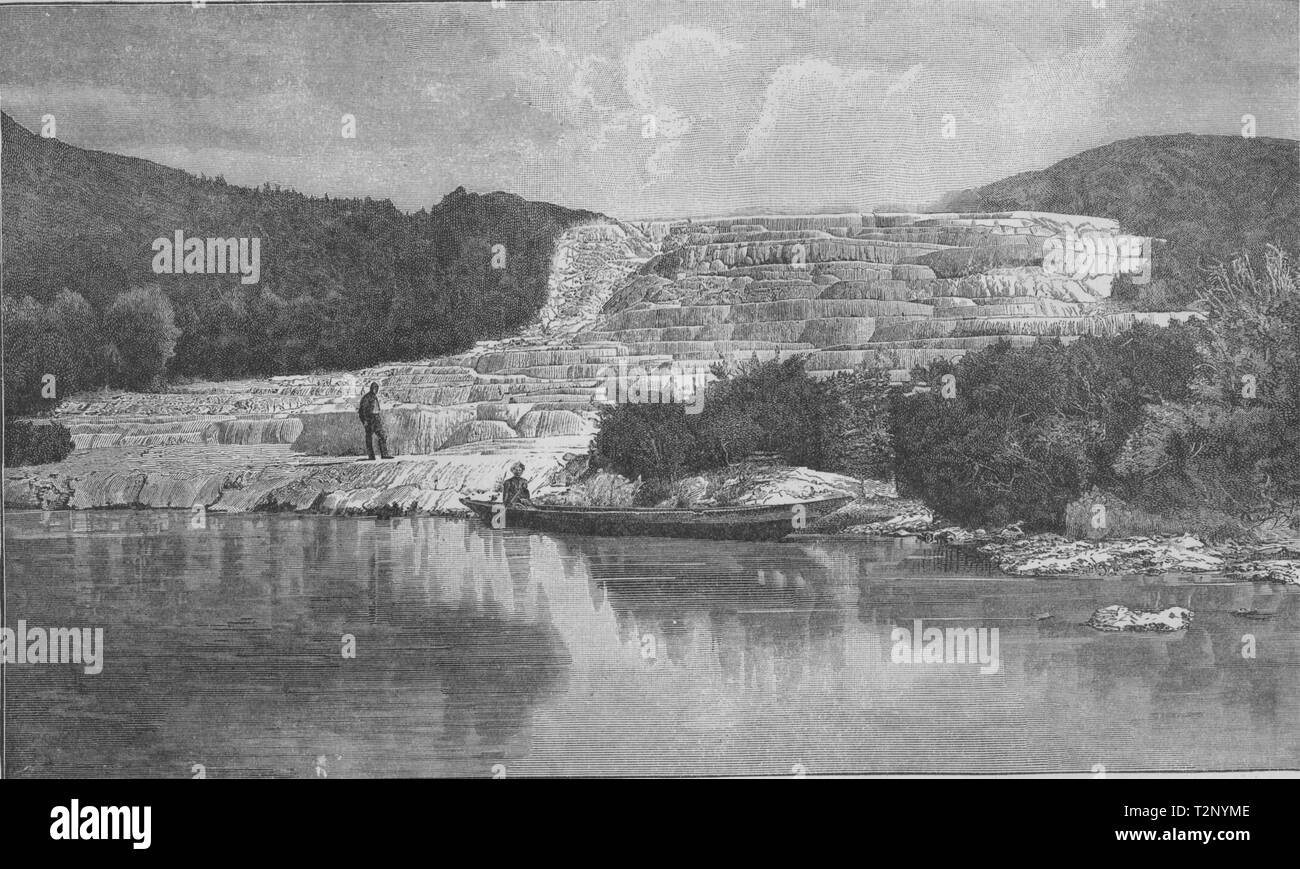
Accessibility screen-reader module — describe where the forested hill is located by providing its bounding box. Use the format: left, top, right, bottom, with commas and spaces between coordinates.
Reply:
1, 111, 602, 381
933, 133, 1300, 305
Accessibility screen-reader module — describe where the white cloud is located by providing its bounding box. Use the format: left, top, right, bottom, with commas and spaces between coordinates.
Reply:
621, 25, 745, 180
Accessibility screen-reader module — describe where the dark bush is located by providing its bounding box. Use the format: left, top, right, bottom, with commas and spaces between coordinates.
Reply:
102, 285, 181, 391
4, 420, 74, 466
1116, 247, 1300, 518
592, 356, 837, 482
2, 290, 102, 416
891, 328, 1201, 530
819, 365, 895, 480
591, 402, 697, 483
692, 357, 828, 469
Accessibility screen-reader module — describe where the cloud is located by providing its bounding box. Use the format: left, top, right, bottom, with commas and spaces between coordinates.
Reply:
621, 25, 745, 180
728, 59, 955, 207
496, 32, 626, 153
623, 25, 743, 111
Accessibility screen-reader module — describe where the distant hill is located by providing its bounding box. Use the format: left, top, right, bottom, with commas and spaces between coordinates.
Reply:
934, 134, 1300, 305
1, 112, 602, 379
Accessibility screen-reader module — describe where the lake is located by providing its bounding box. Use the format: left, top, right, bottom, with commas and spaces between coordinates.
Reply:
4, 510, 1298, 777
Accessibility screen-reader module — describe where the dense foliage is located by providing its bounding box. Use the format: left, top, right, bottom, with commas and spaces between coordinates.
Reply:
890, 327, 1202, 529
2, 111, 598, 396
818, 366, 895, 481
592, 357, 835, 484
3, 420, 74, 466
591, 355, 898, 508
1112, 246, 1300, 520
889, 250, 1300, 531
3, 286, 181, 415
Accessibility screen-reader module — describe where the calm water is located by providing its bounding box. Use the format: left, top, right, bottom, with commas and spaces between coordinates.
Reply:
4, 510, 1298, 777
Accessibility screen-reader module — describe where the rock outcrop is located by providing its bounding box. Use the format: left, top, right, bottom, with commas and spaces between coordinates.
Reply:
1086, 605, 1194, 632
976, 534, 1225, 576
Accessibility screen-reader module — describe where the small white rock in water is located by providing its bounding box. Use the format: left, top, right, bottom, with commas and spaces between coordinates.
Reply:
979, 534, 1224, 576
852, 509, 934, 536
1086, 605, 1193, 632
1229, 560, 1300, 585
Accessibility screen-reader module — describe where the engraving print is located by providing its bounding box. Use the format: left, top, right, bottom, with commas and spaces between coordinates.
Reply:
2, 0, 1298, 780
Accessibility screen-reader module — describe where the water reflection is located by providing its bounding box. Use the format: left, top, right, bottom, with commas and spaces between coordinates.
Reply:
7, 513, 570, 777
5, 511, 1298, 777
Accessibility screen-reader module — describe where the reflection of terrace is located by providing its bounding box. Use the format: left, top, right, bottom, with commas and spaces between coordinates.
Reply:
42, 512, 573, 769
569, 536, 853, 692
547, 536, 987, 692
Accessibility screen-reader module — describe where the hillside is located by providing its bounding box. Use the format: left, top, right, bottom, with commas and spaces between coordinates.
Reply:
934, 134, 1300, 305
1, 111, 602, 389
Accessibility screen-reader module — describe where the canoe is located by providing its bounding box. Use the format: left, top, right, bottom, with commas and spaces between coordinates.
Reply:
459, 493, 854, 541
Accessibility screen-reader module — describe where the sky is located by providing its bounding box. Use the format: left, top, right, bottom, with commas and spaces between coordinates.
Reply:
1, 0, 1296, 219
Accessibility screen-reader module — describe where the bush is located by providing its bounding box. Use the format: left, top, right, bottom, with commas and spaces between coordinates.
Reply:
1115, 246, 1300, 520
592, 356, 838, 482
591, 402, 697, 482
102, 285, 181, 390
1112, 401, 1275, 518
2, 295, 47, 416
819, 365, 896, 480
891, 379, 1096, 529
693, 357, 828, 469
2, 290, 102, 416
891, 329, 1200, 530
4, 420, 74, 466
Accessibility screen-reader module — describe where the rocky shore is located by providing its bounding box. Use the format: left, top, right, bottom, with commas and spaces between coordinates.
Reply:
8, 435, 1298, 583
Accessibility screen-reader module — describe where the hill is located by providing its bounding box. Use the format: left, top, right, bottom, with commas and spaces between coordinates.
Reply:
933, 133, 1300, 306
1, 112, 602, 401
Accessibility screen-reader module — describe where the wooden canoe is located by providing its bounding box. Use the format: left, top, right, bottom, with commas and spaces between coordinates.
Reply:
459, 493, 853, 541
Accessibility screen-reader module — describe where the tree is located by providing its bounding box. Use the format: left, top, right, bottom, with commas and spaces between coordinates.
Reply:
45, 290, 101, 396
3, 420, 75, 466
2, 295, 49, 416
819, 364, 896, 480
102, 285, 181, 390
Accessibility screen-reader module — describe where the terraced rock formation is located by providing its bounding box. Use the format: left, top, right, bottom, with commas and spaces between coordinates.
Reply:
607, 211, 1193, 381
6, 211, 1197, 517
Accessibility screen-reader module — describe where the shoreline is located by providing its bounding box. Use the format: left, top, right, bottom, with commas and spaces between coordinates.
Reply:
7, 450, 1298, 584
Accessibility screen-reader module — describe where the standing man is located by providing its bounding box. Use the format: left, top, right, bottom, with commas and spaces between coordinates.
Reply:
358, 381, 393, 460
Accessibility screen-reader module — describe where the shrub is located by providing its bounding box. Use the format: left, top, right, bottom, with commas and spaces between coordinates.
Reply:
4, 420, 74, 466
2, 295, 48, 417
891, 329, 1200, 530
1112, 401, 1275, 518
592, 356, 838, 482
891, 379, 1096, 529
819, 365, 896, 480
1115, 246, 1300, 519
692, 356, 828, 469
102, 285, 181, 390
2, 290, 102, 416
591, 402, 696, 483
